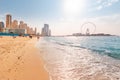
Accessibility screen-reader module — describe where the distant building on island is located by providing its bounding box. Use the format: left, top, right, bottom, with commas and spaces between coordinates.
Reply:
72, 33, 113, 36
72, 33, 82, 36
86, 28, 90, 36
41, 24, 51, 36
72, 26, 113, 36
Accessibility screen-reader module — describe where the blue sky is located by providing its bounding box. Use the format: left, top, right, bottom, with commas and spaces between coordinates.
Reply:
0, 0, 62, 20
0, 0, 120, 35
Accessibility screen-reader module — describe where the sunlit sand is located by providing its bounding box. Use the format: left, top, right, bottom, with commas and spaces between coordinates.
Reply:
0, 37, 49, 80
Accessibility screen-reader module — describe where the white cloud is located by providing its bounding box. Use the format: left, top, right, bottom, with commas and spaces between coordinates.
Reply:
96, 0, 120, 10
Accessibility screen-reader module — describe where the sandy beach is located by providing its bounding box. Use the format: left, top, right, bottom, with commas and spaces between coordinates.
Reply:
0, 36, 49, 80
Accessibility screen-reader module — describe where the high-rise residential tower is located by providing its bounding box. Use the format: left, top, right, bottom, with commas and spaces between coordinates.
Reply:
41, 24, 51, 36
19, 21, 24, 29
0, 21, 4, 32
35, 27, 37, 35
12, 20, 18, 29
6, 14, 12, 28
0, 22, 4, 28
23, 23, 27, 29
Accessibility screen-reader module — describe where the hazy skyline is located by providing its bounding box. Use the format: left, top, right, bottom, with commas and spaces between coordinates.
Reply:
0, 0, 120, 35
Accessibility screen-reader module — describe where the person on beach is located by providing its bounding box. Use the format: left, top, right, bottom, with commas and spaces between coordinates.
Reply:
37, 36, 40, 40
29, 35, 32, 39
13, 36, 16, 39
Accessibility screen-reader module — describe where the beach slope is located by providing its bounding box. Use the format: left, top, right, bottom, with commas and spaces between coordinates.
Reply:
0, 37, 49, 80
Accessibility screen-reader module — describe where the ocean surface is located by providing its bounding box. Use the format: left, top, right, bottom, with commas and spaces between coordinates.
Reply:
37, 36, 120, 80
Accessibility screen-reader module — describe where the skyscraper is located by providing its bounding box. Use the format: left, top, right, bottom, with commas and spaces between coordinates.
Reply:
19, 21, 24, 29
0, 22, 4, 28
35, 27, 37, 35
12, 20, 18, 29
41, 24, 51, 36
6, 14, 12, 28
0, 22, 4, 32
22, 23, 27, 29
26, 26, 30, 34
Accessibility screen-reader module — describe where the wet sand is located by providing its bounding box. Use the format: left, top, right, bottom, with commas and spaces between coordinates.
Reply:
0, 37, 49, 80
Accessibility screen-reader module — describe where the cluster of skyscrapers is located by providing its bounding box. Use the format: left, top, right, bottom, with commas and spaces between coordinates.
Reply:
41, 24, 51, 36
0, 14, 37, 35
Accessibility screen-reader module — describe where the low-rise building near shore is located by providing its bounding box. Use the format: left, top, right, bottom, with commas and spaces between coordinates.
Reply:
4, 28, 27, 34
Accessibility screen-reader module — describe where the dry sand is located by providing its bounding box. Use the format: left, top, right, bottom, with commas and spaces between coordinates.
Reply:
0, 36, 49, 80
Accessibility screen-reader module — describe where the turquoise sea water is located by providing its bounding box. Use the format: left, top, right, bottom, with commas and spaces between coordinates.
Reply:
45, 36, 120, 59
38, 36, 120, 80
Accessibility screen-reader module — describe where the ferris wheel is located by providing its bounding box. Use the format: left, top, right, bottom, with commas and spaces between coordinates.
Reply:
81, 22, 96, 35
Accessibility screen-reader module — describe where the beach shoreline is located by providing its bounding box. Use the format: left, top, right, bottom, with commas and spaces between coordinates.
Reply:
0, 36, 49, 80
38, 37, 120, 80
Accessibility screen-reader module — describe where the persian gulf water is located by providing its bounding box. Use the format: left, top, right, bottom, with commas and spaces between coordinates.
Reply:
37, 36, 120, 80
